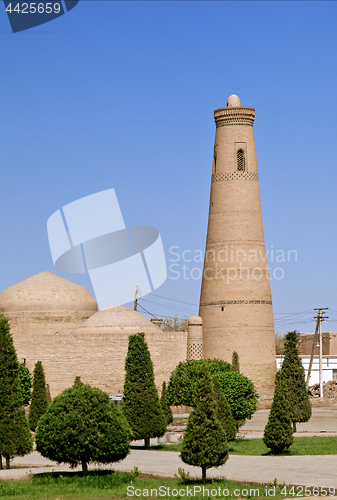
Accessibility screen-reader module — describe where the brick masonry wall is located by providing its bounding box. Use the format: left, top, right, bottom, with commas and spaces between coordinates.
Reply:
11, 324, 188, 399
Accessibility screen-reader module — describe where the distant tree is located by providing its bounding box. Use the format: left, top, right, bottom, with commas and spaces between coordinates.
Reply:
160, 381, 173, 425
212, 377, 236, 441
73, 376, 84, 387
263, 371, 293, 453
28, 361, 49, 431
180, 367, 229, 483
167, 359, 257, 427
281, 331, 311, 431
275, 332, 285, 355
18, 363, 32, 406
166, 359, 231, 407
0, 316, 33, 469
231, 351, 240, 372
36, 384, 130, 474
46, 384, 52, 405
161, 315, 188, 332
123, 332, 167, 447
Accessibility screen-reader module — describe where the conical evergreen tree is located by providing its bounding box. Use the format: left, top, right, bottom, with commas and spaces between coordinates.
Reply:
180, 367, 229, 483
73, 376, 84, 387
0, 316, 33, 469
281, 331, 311, 431
231, 351, 240, 373
123, 332, 167, 447
28, 361, 49, 431
160, 381, 173, 425
46, 384, 52, 405
18, 363, 32, 406
263, 370, 293, 454
212, 377, 236, 441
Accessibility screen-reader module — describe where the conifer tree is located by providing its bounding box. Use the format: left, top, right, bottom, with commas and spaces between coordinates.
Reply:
180, 367, 229, 483
28, 360, 49, 431
18, 363, 32, 406
123, 332, 167, 447
46, 384, 52, 405
263, 370, 293, 454
231, 351, 240, 373
0, 316, 33, 469
73, 376, 84, 387
281, 331, 311, 431
160, 381, 173, 425
212, 377, 236, 441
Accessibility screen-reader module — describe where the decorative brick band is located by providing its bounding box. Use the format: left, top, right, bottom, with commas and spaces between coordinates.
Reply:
214, 106, 255, 127
212, 172, 258, 182
200, 299, 272, 307
216, 123, 253, 128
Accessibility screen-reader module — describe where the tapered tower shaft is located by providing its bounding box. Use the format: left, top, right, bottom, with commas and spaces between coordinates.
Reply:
199, 95, 276, 407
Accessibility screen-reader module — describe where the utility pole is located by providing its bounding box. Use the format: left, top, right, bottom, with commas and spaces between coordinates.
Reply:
312, 308, 328, 399
134, 282, 139, 311
306, 316, 319, 389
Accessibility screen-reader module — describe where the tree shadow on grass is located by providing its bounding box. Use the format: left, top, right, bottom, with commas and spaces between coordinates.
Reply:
31, 469, 130, 480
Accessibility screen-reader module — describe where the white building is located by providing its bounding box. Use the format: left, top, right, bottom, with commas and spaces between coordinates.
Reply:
276, 355, 337, 386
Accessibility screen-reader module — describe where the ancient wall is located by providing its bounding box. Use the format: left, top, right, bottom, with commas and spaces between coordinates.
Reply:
298, 332, 330, 356
13, 328, 187, 399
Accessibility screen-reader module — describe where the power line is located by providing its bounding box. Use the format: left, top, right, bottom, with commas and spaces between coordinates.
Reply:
139, 297, 196, 314
139, 289, 198, 307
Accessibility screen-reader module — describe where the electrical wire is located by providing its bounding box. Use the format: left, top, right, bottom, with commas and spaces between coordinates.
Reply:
139, 289, 198, 307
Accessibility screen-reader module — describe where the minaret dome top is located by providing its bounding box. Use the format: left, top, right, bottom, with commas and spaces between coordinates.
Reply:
227, 94, 241, 107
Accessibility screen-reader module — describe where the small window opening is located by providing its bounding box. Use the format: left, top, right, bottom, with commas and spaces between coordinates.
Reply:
221, 306, 225, 311
237, 149, 245, 171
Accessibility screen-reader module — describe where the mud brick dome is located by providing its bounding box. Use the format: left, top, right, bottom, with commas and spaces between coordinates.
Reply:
0, 275, 187, 398
70, 305, 187, 397
0, 271, 97, 335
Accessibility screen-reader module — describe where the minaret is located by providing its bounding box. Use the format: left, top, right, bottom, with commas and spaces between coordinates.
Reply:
199, 94, 276, 408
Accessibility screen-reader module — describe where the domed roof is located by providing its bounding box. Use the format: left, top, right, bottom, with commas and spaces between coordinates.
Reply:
188, 315, 202, 325
227, 94, 241, 107
0, 272, 97, 313
73, 305, 160, 335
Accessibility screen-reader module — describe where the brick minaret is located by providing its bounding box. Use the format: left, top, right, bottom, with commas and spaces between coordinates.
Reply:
199, 94, 276, 408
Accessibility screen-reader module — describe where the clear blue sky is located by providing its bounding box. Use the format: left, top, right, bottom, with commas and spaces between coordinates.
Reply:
1, 1, 337, 334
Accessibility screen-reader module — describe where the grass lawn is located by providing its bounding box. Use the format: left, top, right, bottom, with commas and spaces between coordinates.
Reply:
132, 436, 337, 456
0, 469, 317, 500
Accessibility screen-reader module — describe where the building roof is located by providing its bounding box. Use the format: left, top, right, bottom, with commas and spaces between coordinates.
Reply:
73, 305, 160, 334
0, 272, 97, 312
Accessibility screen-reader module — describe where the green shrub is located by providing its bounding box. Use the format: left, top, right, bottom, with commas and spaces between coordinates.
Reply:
36, 384, 130, 474
167, 359, 257, 424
